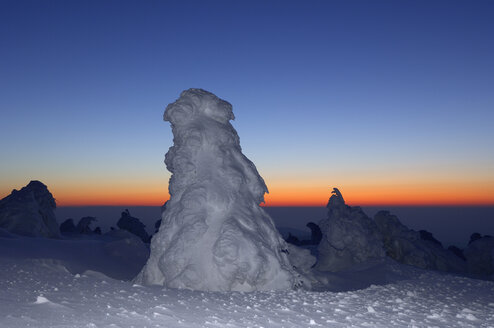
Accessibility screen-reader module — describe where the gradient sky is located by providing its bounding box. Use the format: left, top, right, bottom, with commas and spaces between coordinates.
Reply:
1, 0, 493, 206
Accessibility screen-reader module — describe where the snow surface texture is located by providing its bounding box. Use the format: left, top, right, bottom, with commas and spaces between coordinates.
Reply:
375, 210, 467, 274
316, 188, 385, 272
136, 89, 301, 291
0, 180, 59, 238
1, 243, 494, 328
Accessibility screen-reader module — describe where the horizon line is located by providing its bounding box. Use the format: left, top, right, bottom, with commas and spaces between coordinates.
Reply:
57, 202, 494, 208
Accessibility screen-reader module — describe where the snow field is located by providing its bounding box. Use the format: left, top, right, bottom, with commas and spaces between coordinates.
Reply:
1, 257, 493, 328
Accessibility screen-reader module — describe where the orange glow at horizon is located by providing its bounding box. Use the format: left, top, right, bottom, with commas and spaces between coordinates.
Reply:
263, 183, 494, 207
2, 179, 493, 207
52, 184, 494, 207
45, 180, 170, 207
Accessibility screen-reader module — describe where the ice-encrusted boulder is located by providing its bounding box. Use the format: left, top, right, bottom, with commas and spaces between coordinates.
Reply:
117, 209, 150, 243
374, 210, 466, 273
135, 89, 301, 291
315, 188, 385, 272
464, 235, 494, 277
0, 180, 59, 238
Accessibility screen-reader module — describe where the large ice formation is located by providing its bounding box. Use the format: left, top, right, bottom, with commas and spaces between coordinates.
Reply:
0, 180, 59, 238
374, 210, 466, 273
316, 188, 385, 272
135, 89, 300, 291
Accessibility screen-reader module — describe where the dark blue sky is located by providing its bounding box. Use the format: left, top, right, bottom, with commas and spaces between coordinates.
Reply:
1, 0, 493, 205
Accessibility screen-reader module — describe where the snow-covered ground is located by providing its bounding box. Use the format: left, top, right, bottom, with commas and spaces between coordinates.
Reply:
1, 235, 493, 328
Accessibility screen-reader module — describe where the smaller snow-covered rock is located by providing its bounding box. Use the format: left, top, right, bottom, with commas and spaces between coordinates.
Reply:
59, 218, 77, 234
0, 180, 59, 238
464, 236, 494, 278
374, 210, 466, 273
316, 188, 385, 272
116, 209, 150, 243
76, 216, 98, 234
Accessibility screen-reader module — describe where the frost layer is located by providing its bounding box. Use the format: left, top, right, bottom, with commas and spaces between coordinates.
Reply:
0, 180, 59, 238
136, 89, 298, 291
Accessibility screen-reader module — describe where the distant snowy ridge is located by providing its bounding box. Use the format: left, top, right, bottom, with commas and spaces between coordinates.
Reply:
136, 89, 304, 291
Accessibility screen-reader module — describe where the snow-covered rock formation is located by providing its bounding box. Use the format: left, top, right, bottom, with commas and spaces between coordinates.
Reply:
374, 210, 466, 273
117, 209, 150, 243
0, 180, 59, 238
316, 188, 385, 272
464, 235, 494, 278
136, 89, 301, 291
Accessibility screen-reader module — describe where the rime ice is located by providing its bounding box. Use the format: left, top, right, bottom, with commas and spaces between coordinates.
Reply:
136, 89, 299, 291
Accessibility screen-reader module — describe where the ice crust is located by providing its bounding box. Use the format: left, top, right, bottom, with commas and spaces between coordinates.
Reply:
136, 89, 299, 291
